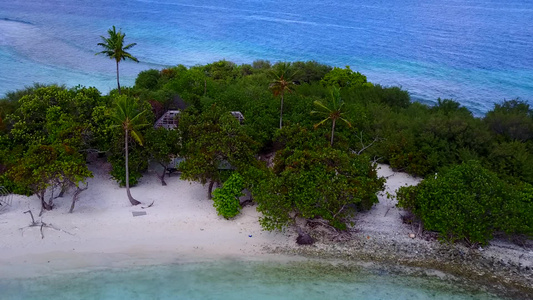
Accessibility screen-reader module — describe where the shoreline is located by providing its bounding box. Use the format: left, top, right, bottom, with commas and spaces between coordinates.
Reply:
0, 162, 531, 298
268, 230, 533, 300
0, 158, 291, 279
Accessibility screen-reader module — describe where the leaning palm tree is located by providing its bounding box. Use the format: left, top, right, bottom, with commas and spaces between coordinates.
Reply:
96, 26, 138, 94
110, 95, 149, 206
269, 62, 297, 129
311, 87, 352, 146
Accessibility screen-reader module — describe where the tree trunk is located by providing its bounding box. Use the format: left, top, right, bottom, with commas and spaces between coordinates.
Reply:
39, 191, 53, 211
159, 162, 167, 186
208, 180, 216, 199
330, 118, 336, 146
279, 93, 284, 129
116, 60, 121, 94
47, 188, 55, 209
125, 129, 141, 206
69, 185, 88, 213
57, 182, 67, 198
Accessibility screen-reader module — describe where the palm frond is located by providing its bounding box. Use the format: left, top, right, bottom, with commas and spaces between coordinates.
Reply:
130, 130, 144, 146
339, 117, 352, 128
312, 100, 330, 112
129, 109, 148, 124
313, 118, 329, 129
123, 43, 137, 50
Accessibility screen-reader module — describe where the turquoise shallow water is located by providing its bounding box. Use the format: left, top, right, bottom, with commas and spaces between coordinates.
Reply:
1, 0, 532, 114
0, 260, 505, 300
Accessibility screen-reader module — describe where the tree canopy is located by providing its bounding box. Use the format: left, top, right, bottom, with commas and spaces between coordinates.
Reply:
1, 59, 532, 245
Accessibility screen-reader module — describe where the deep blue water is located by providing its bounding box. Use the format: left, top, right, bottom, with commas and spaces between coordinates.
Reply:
0, 0, 532, 114
0, 260, 505, 300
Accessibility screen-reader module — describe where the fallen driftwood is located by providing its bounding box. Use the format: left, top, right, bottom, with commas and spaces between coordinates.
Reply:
141, 201, 155, 209
19, 210, 74, 239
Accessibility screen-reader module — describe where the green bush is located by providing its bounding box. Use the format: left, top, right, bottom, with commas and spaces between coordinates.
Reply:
374, 85, 410, 109
212, 173, 245, 219
135, 69, 161, 90
484, 99, 533, 142
397, 161, 532, 245
508, 184, 533, 235
487, 141, 533, 184
251, 125, 385, 232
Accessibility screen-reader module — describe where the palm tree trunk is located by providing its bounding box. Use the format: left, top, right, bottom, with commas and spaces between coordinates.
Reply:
208, 180, 216, 199
279, 93, 284, 129
125, 129, 141, 205
159, 162, 168, 186
330, 118, 336, 146
116, 60, 121, 94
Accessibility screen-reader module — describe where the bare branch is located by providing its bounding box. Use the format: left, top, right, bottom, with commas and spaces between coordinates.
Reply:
351, 131, 382, 155
20, 210, 74, 238
23, 210, 36, 225
332, 203, 348, 220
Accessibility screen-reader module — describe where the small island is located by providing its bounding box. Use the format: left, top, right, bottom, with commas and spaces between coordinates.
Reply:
0, 52, 532, 298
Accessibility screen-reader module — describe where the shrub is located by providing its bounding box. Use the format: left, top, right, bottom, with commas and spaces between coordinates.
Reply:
320, 66, 371, 88
212, 173, 244, 219
487, 141, 533, 184
374, 85, 410, 109
484, 99, 533, 142
397, 161, 532, 245
135, 69, 161, 90
252, 126, 385, 232
497, 183, 533, 238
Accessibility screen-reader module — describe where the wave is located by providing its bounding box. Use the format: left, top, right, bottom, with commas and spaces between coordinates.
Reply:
246, 15, 363, 30
0, 19, 146, 74
132, 0, 300, 17
0, 19, 91, 69
0, 18, 33, 25
421, 2, 533, 13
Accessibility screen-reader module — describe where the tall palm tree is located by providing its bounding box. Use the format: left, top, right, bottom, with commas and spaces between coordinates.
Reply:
111, 95, 148, 206
269, 62, 296, 129
96, 26, 138, 94
311, 87, 352, 146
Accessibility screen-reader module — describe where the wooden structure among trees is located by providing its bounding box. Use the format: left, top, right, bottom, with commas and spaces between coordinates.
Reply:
154, 110, 180, 129
231, 111, 245, 123
155, 110, 244, 129
0, 186, 12, 212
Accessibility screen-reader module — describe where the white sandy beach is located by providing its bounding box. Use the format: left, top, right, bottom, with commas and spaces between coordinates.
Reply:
0, 160, 531, 280
0, 159, 290, 278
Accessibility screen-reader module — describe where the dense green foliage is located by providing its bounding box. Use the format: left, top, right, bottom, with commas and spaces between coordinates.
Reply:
0, 85, 98, 209
144, 127, 181, 185
397, 161, 533, 245
212, 172, 245, 219
178, 105, 258, 197
320, 66, 372, 88
251, 125, 385, 232
1, 59, 531, 243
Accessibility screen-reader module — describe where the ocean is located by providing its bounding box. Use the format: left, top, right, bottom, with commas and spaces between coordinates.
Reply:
0, 0, 532, 115
0, 260, 504, 300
